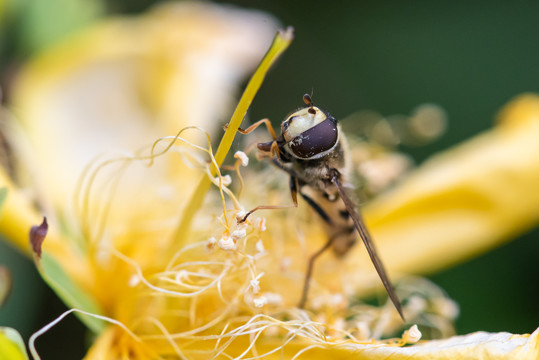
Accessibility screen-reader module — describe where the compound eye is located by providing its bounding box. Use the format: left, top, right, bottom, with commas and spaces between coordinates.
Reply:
288, 118, 338, 159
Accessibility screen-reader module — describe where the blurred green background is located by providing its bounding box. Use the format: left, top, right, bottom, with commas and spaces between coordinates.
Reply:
1, 0, 538, 357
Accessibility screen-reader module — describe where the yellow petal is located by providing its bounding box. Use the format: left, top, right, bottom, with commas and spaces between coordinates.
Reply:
83, 327, 154, 360
370, 94, 539, 270
12, 1, 278, 213
0, 160, 96, 288
0, 167, 41, 254
83, 325, 538, 360
338, 94, 539, 289
3, 2, 279, 305
265, 327, 539, 360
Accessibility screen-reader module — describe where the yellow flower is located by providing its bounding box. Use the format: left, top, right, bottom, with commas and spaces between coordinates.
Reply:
1, 2, 538, 359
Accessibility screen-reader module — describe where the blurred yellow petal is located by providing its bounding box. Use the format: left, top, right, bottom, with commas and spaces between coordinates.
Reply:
4, 0, 278, 302
0, 166, 104, 330
2, 0, 281, 341
0, 167, 41, 254
12, 1, 278, 214
366, 93, 539, 272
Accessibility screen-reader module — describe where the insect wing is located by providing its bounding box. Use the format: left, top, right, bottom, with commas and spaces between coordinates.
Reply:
331, 174, 405, 321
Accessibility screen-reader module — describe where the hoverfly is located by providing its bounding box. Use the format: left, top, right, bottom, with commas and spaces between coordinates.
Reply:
235, 94, 404, 320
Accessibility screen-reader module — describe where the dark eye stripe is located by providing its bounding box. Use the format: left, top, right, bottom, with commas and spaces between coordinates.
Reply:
282, 118, 292, 132
289, 118, 338, 158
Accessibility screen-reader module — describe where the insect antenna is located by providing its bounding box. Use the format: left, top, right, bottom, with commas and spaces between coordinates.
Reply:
303, 93, 316, 115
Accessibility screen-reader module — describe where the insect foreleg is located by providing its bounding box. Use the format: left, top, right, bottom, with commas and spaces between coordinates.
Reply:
224, 119, 280, 157
224, 118, 278, 140
239, 176, 298, 223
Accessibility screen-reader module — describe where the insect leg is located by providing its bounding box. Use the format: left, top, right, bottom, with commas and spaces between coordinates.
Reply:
295, 191, 337, 308
240, 176, 298, 223
224, 118, 278, 140
298, 234, 336, 309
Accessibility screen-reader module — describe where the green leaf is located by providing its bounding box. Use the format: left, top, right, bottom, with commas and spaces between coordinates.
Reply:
38, 253, 105, 333
0, 327, 29, 360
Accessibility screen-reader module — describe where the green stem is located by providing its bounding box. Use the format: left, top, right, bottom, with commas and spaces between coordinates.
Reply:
172, 27, 294, 244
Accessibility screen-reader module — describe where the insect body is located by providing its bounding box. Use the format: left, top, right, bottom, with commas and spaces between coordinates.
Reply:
237, 94, 404, 320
